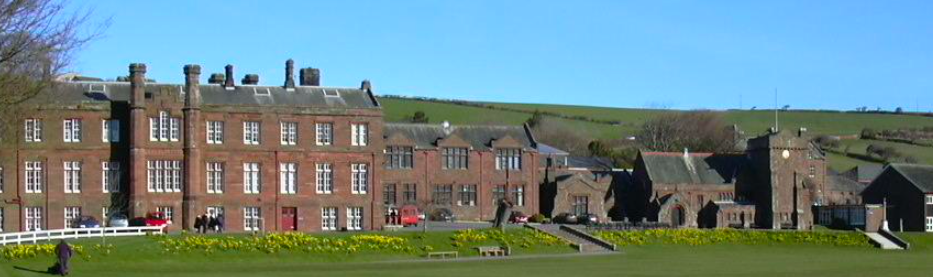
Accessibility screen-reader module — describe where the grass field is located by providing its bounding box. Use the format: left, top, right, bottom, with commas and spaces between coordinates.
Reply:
2, 231, 932, 277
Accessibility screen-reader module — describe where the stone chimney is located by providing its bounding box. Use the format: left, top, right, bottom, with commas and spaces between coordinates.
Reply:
129, 63, 147, 108
208, 73, 224, 84
798, 127, 807, 138
184, 64, 201, 108
223, 64, 235, 89
299, 67, 320, 86
284, 59, 296, 90
241, 74, 259, 85
360, 79, 372, 92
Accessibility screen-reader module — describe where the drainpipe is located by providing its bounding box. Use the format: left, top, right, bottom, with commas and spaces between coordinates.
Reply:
274, 150, 279, 232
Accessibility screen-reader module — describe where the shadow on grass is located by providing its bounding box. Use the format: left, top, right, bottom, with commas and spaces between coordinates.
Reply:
13, 265, 55, 275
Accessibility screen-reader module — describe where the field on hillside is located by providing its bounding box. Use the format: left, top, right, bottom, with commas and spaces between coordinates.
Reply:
2, 231, 932, 277
380, 97, 933, 171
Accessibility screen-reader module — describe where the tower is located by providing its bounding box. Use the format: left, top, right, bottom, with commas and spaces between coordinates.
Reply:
745, 128, 818, 230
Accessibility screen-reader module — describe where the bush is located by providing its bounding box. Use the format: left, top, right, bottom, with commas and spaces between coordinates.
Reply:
529, 214, 547, 223
595, 229, 871, 247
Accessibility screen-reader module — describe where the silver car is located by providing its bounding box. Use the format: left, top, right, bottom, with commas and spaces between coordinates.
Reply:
108, 214, 129, 227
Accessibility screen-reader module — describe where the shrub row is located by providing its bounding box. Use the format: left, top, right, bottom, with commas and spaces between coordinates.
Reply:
156, 232, 417, 255
595, 229, 871, 247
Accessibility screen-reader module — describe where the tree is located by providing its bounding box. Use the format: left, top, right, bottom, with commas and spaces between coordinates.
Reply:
587, 140, 611, 157
409, 111, 429, 123
895, 107, 904, 114
0, 0, 105, 137
525, 109, 544, 128
530, 117, 588, 155
636, 112, 737, 153
860, 128, 877, 140
811, 135, 840, 150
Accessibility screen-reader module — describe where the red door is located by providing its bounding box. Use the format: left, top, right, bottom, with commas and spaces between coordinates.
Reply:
281, 207, 297, 231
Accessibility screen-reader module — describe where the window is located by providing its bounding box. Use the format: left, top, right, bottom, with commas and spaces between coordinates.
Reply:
322, 207, 337, 231
207, 162, 224, 194
927, 217, 933, 232
244, 162, 261, 194
384, 184, 397, 206
25, 119, 42, 142
243, 121, 261, 145
512, 186, 525, 207
316, 163, 333, 194
351, 163, 368, 194
573, 196, 589, 215
63, 161, 81, 193
102, 119, 120, 142
458, 185, 477, 206
102, 162, 120, 193
280, 163, 297, 194
927, 195, 933, 205
150, 111, 180, 142
315, 123, 333, 146
347, 207, 363, 230
157, 206, 174, 223
25, 207, 42, 231
64, 207, 81, 229
280, 121, 298, 145
808, 165, 816, 178
147, 160, 182, 193
433, 185, 453, 205
63, 119, 82, 142
495, 148, 522, 170
244, 207, 261, 231
493, 185, 506, 203
207, 206, 225, 219
351, 123, 368, 146
403, 184, 417, 204
443, 147, 469, 170
25, 161, 43, 193
207, 121, 224, 144
385, 146, 413, 169
719, 192, 734, 202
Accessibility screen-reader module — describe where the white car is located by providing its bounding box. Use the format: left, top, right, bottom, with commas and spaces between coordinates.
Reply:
108, 214, 129, 227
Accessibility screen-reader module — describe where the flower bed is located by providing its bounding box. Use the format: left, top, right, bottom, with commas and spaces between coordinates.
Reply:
156, 232, 417, 255
595, 229, 871, 247
0, 243, 101, 261
450, 229, 566, 248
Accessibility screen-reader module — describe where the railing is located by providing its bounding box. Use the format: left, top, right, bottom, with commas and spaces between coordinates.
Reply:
878, 229, 910, 250
0, 226, 165, 246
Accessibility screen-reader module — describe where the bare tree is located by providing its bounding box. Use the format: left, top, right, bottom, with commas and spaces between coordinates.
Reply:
530, 117, 588, 156
0, 0, 106, 137
636, 112, 737, 153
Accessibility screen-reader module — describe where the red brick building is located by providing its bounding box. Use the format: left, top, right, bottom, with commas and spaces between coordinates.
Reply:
0, 61, 540, 233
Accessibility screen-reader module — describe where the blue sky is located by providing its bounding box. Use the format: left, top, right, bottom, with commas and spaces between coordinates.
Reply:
69, 1, 933, 111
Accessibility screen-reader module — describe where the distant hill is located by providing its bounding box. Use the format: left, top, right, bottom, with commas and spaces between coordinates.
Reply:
378, 96, 933, 171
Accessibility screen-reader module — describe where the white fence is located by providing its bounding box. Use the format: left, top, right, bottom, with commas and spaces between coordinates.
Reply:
0, 226, 165, 246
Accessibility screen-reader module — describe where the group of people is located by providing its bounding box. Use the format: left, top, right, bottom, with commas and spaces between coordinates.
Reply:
193, 213, 224, 234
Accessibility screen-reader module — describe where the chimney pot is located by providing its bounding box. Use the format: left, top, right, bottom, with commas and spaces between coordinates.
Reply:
299, 67, 320, 86
242, 74, 259, 85
224, 64, 235, 88
208, 73, 225, 84
284, 59, 296, 89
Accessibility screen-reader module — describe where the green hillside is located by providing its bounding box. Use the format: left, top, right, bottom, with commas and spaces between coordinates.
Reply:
378, 97, 933, 171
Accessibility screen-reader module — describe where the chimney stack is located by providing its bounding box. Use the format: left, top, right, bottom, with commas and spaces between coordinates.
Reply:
129, 63, 147, 108
208, 73, 224, 84
224, 64, 235, 89
360, 79, 372, 92
184, 64, 201, 108
284, 59, 296, 90
798, 127, 807, 138
242, 74, 259, 85
299, 67, 320, 86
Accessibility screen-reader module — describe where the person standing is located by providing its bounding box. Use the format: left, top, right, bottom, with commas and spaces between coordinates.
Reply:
216, 214, 225, 233
55, 240, 73, 276
194, 215, 204, 234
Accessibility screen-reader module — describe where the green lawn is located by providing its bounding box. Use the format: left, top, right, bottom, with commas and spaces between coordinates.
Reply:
2, 231, 933, 277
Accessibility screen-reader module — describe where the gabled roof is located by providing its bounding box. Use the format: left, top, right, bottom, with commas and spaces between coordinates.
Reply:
844, 164, 883, 183
885, 163, 933, 193
27, 81, 380, 109
537, 143, 569, 156
383, 123, 536, 151
826, 170, 868, 193
640, 152, 746, 185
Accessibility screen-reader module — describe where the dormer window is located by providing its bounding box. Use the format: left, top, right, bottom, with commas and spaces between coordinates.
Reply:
323, 89, 339, 97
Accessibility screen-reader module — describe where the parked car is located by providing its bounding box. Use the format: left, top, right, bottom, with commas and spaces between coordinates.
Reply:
131, 212, 170, 227
577, 214, 600, 225
108, 214, 129, 227
430, 208, 455, 222
75, 216, 101, 228
399, 205, 421, 226
509, 211, 529, 224
554, 213, 578, 224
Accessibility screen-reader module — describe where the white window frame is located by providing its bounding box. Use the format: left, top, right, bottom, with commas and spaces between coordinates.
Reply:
147, 160, 182, 193
316, 163, 333, 194
351, 123, 368, 146
514, 186, 525, 207
63, 118, 82, 143
244, 207, 261, 231
280, 121, 298, 146
347, 207, 363, 231
351, 163, 368, 194
63, 161, 81, 193
25, 207, 42, 231
25, 119, 42, 142
157, 206, 174, 223
206, 162, 224, 194
926, 217, 933, 232
243, 121, 261, 145
150, 111, 180, 142
244, 162, 261, 194
280, 163, 297, 194
102, 119, 120, 143
207, 206, 225, 218
64, 206, 81, 229
926, 195, 933, 205
25, 161, 43, 193
315, 123, 333, 146
102, 162, 120, 193
322, 207, 337, 231
207, 121, 224, 144
495, 148, 523, 170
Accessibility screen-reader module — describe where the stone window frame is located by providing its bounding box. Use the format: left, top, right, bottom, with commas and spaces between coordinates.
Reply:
384, 146, 413, 169
64, 206, 81, 229
433, 184, 453, 206
243, 206, 262, 231
102, 161, 120, 193
62, 118, 82, 143
383, 183, 397, 206
25, 206, 42, 231
279, 162, 298, 194
321, 207, 338, 231
457, 184, 477, 207
206, 162, 224, 194
150, 111, 180, 142
243, 121, 261, 145
442, 147, 469, 170
243, 162, 261, 194
147, 160, 182, 193
495, 148, 522, 170
206, 121, 224, 144
24, 118, 42, 142
280, 121, 298, 146
347, 207, 363, 231
316, 163, 333, 194
315, 122, 333, 146
63, 161, 82, 193
351, 123, 369, 146
102, 119, 120, 143
25, 161, 43, 193
351, 163, 369, 194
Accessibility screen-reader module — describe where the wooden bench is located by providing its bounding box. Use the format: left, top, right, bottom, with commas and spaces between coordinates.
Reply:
426, 251, 459, 259
476, 246, 510, 257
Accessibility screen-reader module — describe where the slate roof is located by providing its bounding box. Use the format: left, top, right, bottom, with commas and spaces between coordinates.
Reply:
640, 152, 746, 185
27, 81, 380, 109
887, 163, 933, 193
537, 143, 569, 156
566, 156, 614, 171
383, 123, 536, 151
844, 164, 883, 183
826, 170, 868, 193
